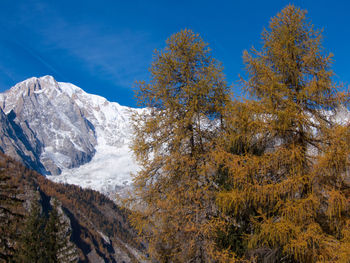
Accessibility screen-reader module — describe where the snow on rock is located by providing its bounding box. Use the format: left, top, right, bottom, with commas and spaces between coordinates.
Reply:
0, 76, 141, 195
49, 80, 142, 194
1, 75, 350, 197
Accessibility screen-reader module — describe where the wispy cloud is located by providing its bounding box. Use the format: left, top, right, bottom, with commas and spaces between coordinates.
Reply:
4, 0, 155, 90
43, 23, 153, 87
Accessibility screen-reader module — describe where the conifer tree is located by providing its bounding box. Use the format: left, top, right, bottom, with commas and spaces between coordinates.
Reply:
45, 199, 78, 263
15, 200, 47, 263
129, 29, 230, 262
214, 5, 350, 262
45, 199, 61, 263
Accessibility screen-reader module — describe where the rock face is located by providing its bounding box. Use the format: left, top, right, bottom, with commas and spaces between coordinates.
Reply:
0, 76, 96, 175
0, 107, 45, 172
0, 76, 140, 194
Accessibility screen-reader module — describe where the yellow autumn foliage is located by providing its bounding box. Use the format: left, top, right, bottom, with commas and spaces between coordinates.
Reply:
214, 5, 350, 263
125, 5, 350, 263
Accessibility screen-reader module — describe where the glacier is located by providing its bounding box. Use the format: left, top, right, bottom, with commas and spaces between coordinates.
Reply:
0, 76, 141, 195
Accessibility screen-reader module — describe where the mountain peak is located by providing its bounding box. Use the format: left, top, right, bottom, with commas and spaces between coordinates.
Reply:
0, 76, 139, 194
16, 75, 57, 87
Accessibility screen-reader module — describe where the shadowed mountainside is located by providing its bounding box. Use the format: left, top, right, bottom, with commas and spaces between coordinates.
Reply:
0, 152, 146, 262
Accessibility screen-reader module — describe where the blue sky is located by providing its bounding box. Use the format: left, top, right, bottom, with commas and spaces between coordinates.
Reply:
1, 0, 349, 107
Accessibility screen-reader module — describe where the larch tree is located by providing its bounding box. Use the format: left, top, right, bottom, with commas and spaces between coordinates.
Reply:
214, 5, 350, 262
128, 29, 231, 262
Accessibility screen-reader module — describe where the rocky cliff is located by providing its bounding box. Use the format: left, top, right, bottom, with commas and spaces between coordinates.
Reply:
0, 76, 140, 194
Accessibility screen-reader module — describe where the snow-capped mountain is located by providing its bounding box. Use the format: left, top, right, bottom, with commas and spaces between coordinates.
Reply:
0, 76, 140, 194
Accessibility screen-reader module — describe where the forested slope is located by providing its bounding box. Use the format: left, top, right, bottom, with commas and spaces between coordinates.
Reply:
0, 152, 145, 262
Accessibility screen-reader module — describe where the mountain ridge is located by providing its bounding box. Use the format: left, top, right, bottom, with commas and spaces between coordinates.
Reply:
0, 75, 140, 194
